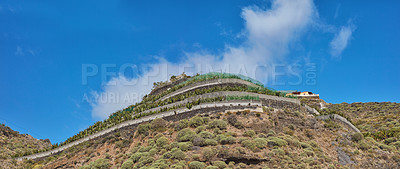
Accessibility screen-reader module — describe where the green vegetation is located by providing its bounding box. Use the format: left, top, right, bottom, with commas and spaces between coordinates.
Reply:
323, 102, 400, 152
120, 159, 134, 169
204, 139, 218, 146
189, 116, 206, 127
156, 136, 169, 148
215, 134, 235, 144
178, 142, 193, 151
266, 137, 288, 147
19, 73, 400, 169
323, 119, 341, 129
55, 93, 261, 148
226, 95, 259, 101
208, 120, 227, 130
202, 147, 217, 160
17, 72, 296, 156
254, 138, 268, 149
80, 158, 110, 169
17, 102, 400, 168
352, 133, 364, 142
175, 119, 189, 131
150, 118, 168, 132
199, 131, 214, 139
243, 130, 256, 137
177, 128, 196, 142
137, 123, 150, 136
212, 161, 228, 169
189, 161, 206, 169
241, 140, 257, 151
171, 148, 186, 160
180, 72, 264, 87
0, 123, 52, 158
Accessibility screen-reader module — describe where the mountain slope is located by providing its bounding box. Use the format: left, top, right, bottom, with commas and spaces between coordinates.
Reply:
4, 73, 399, 168
321, 102, 400, 168
15, 101, 399, 169
0, 123, 52, 168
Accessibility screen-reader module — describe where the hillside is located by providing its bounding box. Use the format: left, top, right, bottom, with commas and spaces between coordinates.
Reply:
13, 102, 400, 169
320, 102, 400, 167
0, 123, 52, 168
3, 73, 400, 168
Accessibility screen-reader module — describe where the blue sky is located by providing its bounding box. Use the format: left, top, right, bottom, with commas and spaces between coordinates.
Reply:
0, 0, 399, 143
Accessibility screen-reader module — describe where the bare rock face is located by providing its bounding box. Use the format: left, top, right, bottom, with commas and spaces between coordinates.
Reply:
0, 124, 19, 138
43, 138, 51, 144
336, 147, 354, 166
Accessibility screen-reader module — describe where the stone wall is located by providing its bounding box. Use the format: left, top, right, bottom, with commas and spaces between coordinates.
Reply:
139, 91, 297, 116
159, 78, 261, 101
316, 114, 360, 133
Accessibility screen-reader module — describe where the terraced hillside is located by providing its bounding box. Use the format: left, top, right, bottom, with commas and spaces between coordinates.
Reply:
5, 73, 399, 168
15, 103, 400, 168
16, 73, 300, 160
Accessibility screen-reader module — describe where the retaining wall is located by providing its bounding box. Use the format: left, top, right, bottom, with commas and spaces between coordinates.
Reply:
317, 114, 360, 133
158, 78, 261, 101
138, 91, 301, 117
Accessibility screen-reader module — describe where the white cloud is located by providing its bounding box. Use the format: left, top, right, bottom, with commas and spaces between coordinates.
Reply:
15, 46, 24, 56
88, 0, 317, 119
334, 3, 341, 19
330, 24, 355, 57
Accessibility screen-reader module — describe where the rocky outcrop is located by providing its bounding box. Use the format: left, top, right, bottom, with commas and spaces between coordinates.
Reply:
149, 78, 188, 96
337, 147, 355, 165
